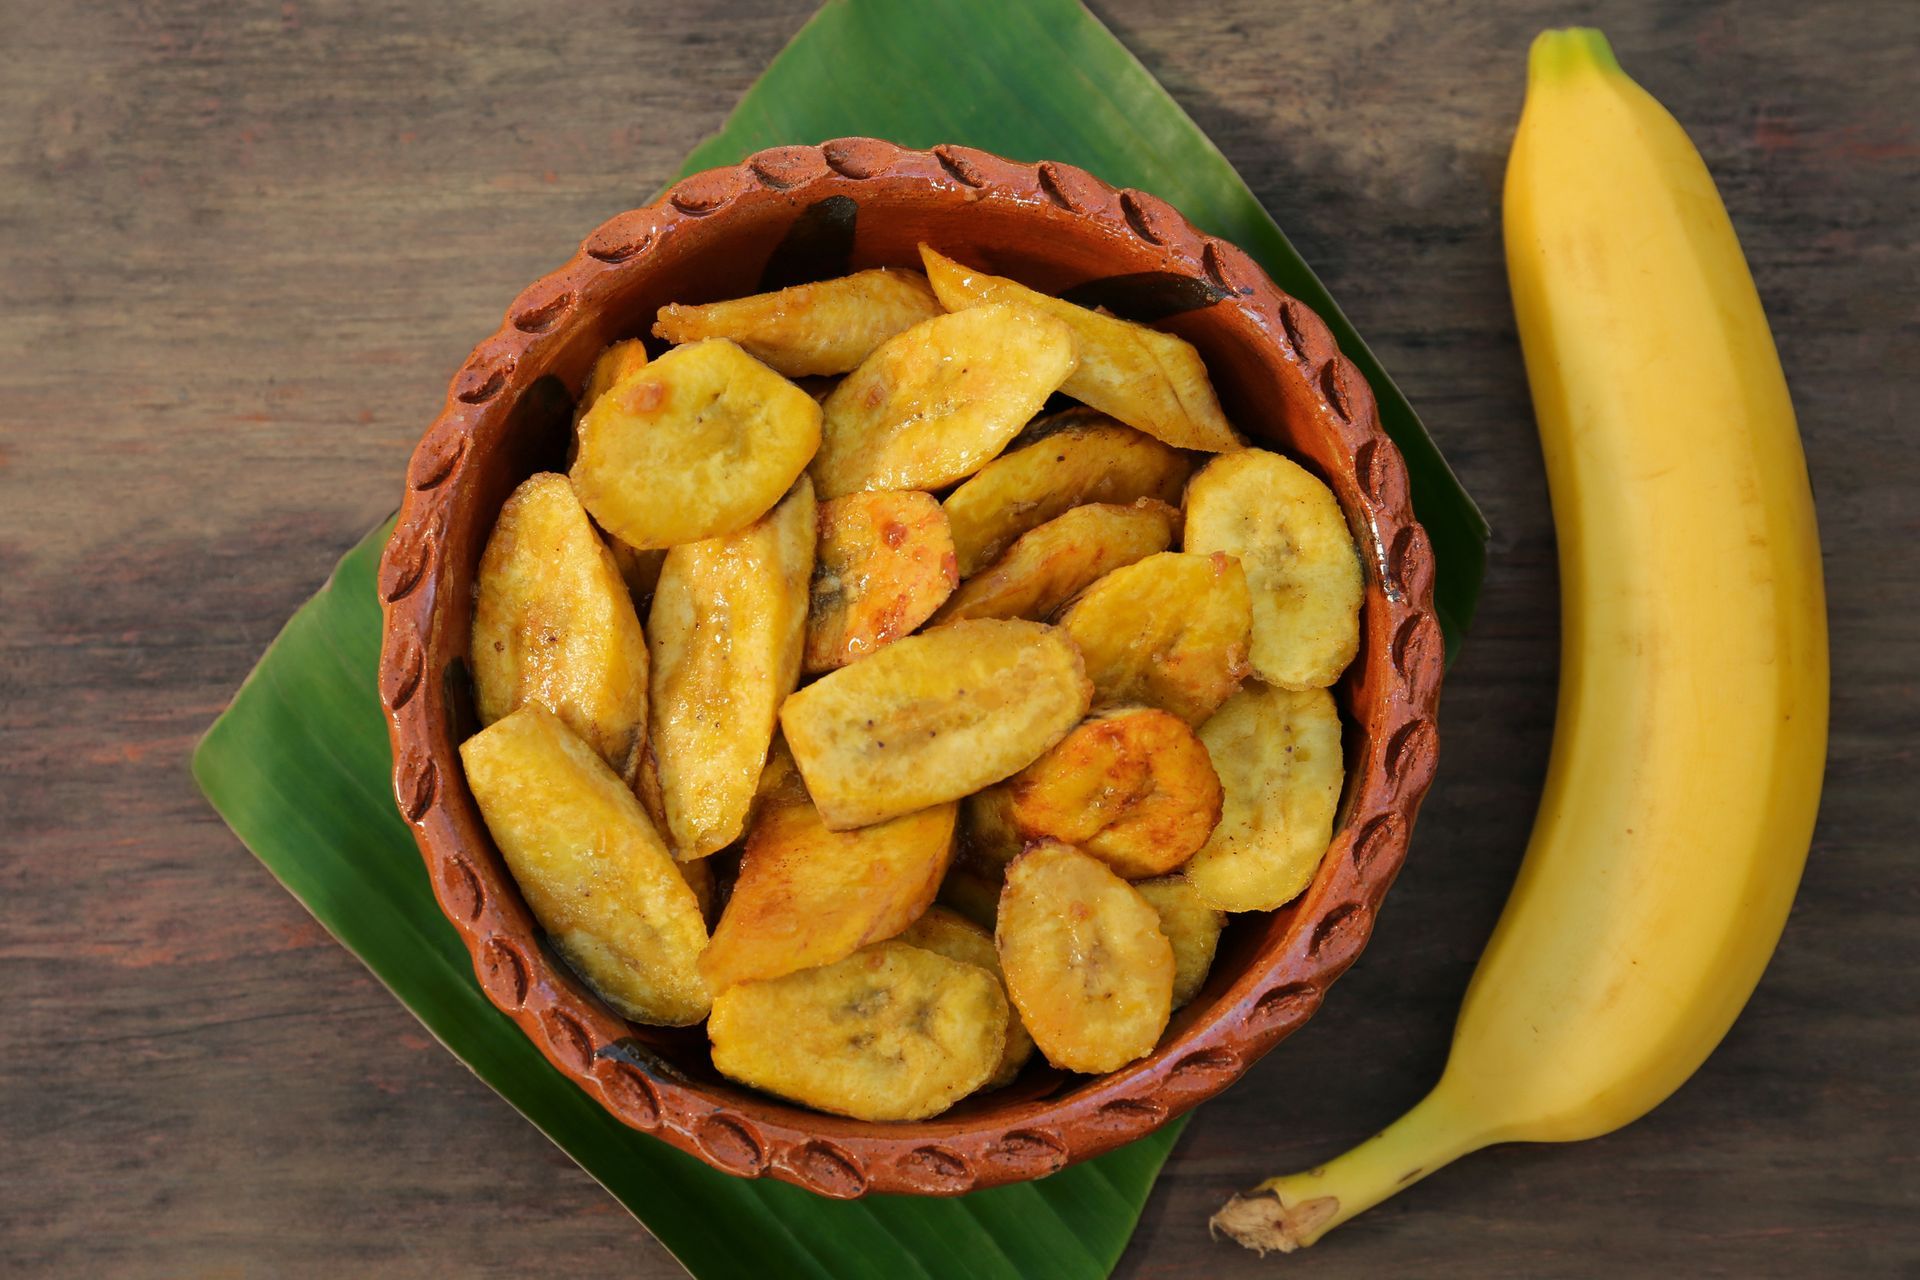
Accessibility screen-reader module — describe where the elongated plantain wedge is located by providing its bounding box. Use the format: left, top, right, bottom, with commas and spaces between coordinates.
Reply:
780, 618, 1092, 830
920, 245, 1238, 452
943, 418, 1193, 577
460, 705, 710, 1026
1059, 550, 1252, 724
983, 706, 1223, 879
810, 303, 1077, 498
996, 840, 1174, 1073
930, 499, 1178, 624
899, 906, 1036, 1089
1184, 682, 1343, 912
653, 268, 943, 377
805, 490, 958, 673
1132, 874, 1226, 1008
1184, 448, 1362, 690
649, 478, 815, 858
471, 473, 650, 783
699, 743, 957, 995
572, 338, 821, 548
708, 940, 1007, 1121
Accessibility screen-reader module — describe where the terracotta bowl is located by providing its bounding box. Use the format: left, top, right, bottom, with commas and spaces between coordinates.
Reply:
377, 140, 1443, 1198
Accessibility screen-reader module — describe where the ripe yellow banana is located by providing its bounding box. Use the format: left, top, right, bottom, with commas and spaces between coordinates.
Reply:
1213, 28, 1827, 1253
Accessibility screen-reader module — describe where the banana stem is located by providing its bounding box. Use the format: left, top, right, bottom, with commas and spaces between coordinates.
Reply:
1210, 1086, 1492, 1254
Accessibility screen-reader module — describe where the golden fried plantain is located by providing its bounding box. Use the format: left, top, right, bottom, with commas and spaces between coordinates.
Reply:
677, 856, 718, 927
1184, 448, 1362, 689
810, 303, 1076, 498
573, 338, 651, 427
1185, 683, 1344, 912
460, 705, 709, 1025
805, 491, 958, 673
699, 743, 956, 994
653, 269, 943, 377
991, 706, 1222, 879
899, 906, 1036, 1089
605, 539, 666, 603
930, 500, 1178, 624
959, 784, 1024, 873
707, 940, 1007, 1121
1132, 875, 1226, 1008
780, 618, 1092, 829
571, 338, 821, 548
920, 245, 1238, 452
1058, 551, 1252, 724
936, 860, 1005, 932
649, 478, 815, 858
471, 473, 650, 783
995, 840, 1174, 1073
943, 420, 1192, 576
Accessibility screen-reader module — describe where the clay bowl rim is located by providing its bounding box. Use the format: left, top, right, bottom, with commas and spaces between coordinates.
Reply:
376, 138, 1444, 1200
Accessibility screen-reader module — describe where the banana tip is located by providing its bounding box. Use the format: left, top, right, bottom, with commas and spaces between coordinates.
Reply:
1210, 1190, 1339, 1255
1528, 27, 1621, 87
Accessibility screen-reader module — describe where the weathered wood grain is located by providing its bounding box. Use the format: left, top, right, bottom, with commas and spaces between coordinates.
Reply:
1, 0, 1913, 1275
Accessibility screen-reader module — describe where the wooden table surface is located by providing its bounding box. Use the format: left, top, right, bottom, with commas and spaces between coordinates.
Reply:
4, 0, 1915, 1274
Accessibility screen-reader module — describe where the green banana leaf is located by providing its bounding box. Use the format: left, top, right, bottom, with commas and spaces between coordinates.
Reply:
194, 1, 1488, 1277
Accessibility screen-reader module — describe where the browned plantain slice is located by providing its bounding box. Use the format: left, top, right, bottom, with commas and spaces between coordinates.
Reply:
989, 706, 1223, 879
805, 491, 958, 673
780, 618, 1092, 830
471, 472, 650, 783
1185, 683, 1344, 912
930, 500, 1178, 624
937, 860, 1006, 932
1131, 874, 1227, 1008
1058, 551, 1252, 724
572, 338, 821, 548
899, 906, 1036, 1089
649, 478, 815, 858
1183, 448, 1363, 689
996, 840, 1174, 1073
943, 419, 1193, 577
810, 303, 1077, 498
461, 705, 709, 1026
698, 743, 956, 995
921, 245, 1238, 452
654, 269, 942, 377
707, 940, 1006, 1121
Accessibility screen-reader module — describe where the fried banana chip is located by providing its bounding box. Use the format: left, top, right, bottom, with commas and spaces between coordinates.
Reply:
900, 906, 1036, 1089
708, 940, 1007, 1121
1186, 683, 1344, 912
1184, 448, 1362, 689
810, 303, 1077, 498
930, 500, 1178, 624
649, 479, 815, 857
699, 743, 956, 994
781, 618, 1092, 829
996, 840, 1174, 1073
943, 419, 1193, 576
1132, 875, 1226, 1008
572, 338, 821, 548
460, 706, 709, 1026
472, 473, 650, 782
992, 706, 1222, 879
1059, 551, 1252, 724
805, 491, 958, 673
920, 245, 1238, 452
653, 268, 943, 377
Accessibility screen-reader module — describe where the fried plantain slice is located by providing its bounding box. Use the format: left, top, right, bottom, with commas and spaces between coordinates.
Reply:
996, 840, 1174, 1073
472, 472, 650, 783
930, 499, 1178, 624
708, 940, 1006, 1121
781, 618, 1092, 830
653, 268, 943, 377
1058, 551, 1252, 724
461, 705, 709, 1026
572, 338, 821, 548
805, 490, 958, 673
920, 245, 1238, 452
1131, 874, 1227, 1008
649, 478, 815, 858
810, 303, 1076, 498
899, 906, 1036, 1089
1185, 683, 1344, 912
1184, 448, 1363, 689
